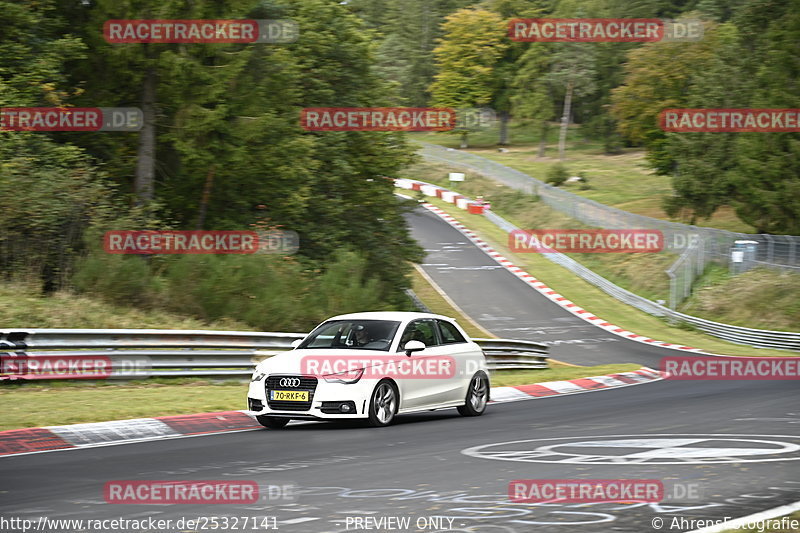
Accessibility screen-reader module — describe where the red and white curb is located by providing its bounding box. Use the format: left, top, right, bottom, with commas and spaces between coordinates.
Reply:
0, 410, 260, 458
396, 178, 705, 354
490, 366, 664, 402
0, 368, 663, 458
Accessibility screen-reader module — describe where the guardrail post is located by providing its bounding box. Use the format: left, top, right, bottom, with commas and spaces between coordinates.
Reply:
764, 234, 775, 263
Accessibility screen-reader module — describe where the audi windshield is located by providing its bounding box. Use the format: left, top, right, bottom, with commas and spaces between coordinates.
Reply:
297, 320, 401, 351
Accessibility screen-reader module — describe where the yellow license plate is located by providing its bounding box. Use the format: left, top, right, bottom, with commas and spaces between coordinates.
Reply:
271, 390, 308, 401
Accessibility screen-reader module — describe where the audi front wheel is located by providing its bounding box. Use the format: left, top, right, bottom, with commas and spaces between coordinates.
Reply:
367, 380, 398, 427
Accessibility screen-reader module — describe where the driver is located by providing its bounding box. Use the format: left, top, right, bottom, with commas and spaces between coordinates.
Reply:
353, 324, 389, 350
354, 324, 372, 346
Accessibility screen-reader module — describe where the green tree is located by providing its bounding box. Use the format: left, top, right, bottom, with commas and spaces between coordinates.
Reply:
346, 0, 481, 107
511, 42, 556, 156
484, 0, 549, 146
610, 23, 717, 153
0, 0, 109, 291
659, 23, 745, 223
547, 42, 597, 160
3, 0, 427, 306
725, 0, 800, 233
429, 7, 509, 147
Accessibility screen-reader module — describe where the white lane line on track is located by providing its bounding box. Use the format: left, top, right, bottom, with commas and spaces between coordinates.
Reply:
281, 517, 320, 525
686, 499, 800, 532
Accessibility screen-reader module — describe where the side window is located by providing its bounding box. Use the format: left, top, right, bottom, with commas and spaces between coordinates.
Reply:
399, 320, 439, 348
437, 320, 466, 344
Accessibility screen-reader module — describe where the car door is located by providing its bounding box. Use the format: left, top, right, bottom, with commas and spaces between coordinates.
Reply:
395, 318, 454, 410
435, 319, 482, 403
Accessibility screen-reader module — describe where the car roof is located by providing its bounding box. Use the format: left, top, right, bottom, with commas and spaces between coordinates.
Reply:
326, 311, 456, 322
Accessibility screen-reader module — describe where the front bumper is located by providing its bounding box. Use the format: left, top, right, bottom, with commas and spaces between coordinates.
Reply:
247, 375, 374, 419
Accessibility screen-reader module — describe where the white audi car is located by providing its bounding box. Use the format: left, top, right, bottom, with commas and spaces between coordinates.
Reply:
247, 312, 489, 427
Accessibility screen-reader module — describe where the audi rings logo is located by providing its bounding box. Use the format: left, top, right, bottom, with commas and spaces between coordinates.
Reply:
279, 377, 301, 388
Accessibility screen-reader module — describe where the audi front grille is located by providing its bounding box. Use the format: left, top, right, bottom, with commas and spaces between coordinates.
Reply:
265, 375, 318, 411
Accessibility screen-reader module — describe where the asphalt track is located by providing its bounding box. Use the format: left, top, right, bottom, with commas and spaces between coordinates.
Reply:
405, 207, 676, 367
0, 206, 798, 533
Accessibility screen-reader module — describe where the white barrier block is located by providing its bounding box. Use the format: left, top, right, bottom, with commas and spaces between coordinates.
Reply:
456, 197, 470, 209
395, 179, 413, 189
420, 185, 439, 196
441, 191, 457, 203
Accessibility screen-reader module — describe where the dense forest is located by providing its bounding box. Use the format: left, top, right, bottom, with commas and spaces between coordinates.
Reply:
1, 0, 797, 330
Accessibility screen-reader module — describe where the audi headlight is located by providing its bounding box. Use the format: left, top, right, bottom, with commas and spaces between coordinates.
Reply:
323, 368, 364, 384
251, 370, 267, 382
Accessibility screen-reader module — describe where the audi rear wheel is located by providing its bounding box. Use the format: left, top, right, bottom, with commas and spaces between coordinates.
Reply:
458, 372, 488, 417
256, 415, 290, 429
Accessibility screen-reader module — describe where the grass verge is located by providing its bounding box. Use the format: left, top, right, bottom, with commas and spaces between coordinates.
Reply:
489, 364, 643, 387
409, 124, 754, 233
0, 281, 252, 330
0, 379, 246, 431
681, 267, 800, 330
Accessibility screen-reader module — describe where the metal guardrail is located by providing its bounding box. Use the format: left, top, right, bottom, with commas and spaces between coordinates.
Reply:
0, 329, 548, 381
405, 289, 433, 313
482, 210, 800, 351
457, 199, 797, 351
472, 338, 549, 370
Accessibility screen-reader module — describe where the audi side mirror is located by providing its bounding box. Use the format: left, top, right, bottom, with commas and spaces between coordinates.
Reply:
290, 339, 303, 349
404, 340, 425, 357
